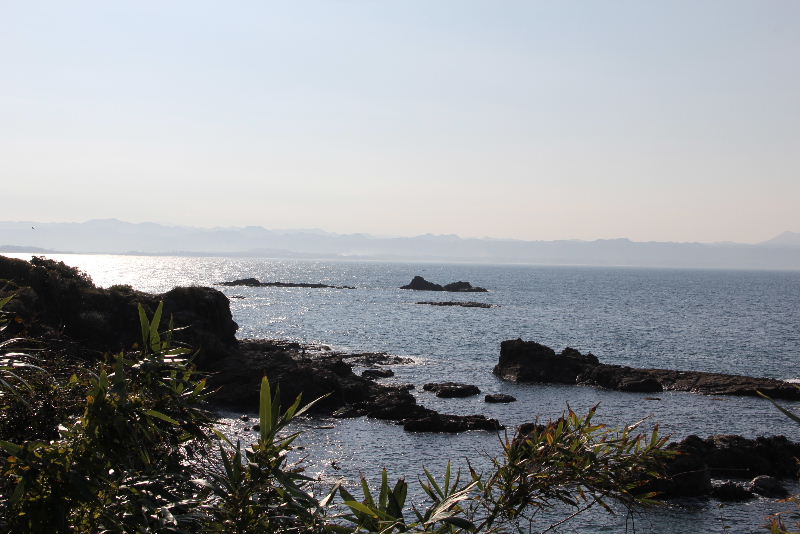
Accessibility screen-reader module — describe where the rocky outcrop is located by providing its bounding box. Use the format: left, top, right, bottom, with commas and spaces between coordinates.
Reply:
494, 339, 800, 400
220, 278, 355, 289
423, 382, 481, 398
400, 276, 488, 292
417, 301, 494, 308
0, 256, 238, 364
644, 434, 800, 499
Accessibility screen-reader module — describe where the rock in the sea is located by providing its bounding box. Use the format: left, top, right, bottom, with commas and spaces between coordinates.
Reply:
220, 277, 262, 287
400, 276, 487, 292
442, 281, 488, 292
220, 278, 355, 289
361, 368, 394, 379
711, 481, 753, 501
403, 414, 503, 433
748, 475, 789, 497
401, 276, 444, 291
423, 382, 481, 398
645, 434, 800, 498
417, 301, 493, 308
484, 393, 517, 403
493, 340, 599, 384
493, 338, 800, 400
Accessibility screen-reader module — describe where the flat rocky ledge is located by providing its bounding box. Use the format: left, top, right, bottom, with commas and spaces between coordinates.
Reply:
494, 339, 800, 400
220, 277, 355, 289
417, 301, 494, 308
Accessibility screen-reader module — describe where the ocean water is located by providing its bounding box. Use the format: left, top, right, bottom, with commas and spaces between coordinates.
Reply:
7, 253, 800, 533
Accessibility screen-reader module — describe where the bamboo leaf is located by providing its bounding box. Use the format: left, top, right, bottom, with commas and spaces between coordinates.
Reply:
144, 409, 180, 426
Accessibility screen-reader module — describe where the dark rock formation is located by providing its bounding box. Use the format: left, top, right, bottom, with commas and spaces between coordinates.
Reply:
423, 382, 481, 398
417, 301, 494, 308
220, 278, 355, 289
645, 434, 800, 498
403, 414, 503, 433
493, 341, 599, 384
485, 393, 516, 403
748, 475, 789, 497
400, 276, 487, 292
711, 481, 753, 502
361, 368, 394, 379
493, 338, 800, 400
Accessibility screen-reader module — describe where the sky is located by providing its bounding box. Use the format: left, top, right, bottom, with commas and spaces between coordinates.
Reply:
1, 1, 798, 243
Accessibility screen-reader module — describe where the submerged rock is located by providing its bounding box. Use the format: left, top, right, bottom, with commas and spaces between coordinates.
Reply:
423, 382, 481, 398
493, 338, 800, 400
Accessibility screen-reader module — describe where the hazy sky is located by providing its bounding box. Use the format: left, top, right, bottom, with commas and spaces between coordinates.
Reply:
2, 1, 798, 243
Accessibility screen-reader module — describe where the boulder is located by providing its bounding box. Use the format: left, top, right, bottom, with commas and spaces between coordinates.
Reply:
423, 382, 481, 398
484, 393, 517, 403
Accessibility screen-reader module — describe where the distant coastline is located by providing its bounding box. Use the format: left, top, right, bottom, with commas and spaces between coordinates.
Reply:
2, 219, 800, 270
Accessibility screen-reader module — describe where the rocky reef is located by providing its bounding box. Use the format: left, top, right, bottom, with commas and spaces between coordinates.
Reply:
400, 276, 488, 292
220, 277, 355, 289
417, 301, 494, 308
494, 339, 800, 400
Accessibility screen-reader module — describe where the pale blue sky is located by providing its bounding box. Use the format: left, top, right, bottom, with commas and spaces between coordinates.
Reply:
1, 1, 798, 242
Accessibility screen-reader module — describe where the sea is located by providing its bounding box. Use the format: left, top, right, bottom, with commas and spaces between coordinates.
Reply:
5, 253, 800, 533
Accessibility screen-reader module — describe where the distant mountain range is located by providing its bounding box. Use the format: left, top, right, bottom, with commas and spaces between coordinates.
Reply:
1, 219, 799, 270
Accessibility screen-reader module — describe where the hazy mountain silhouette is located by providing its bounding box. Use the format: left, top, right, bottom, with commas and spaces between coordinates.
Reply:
1, 219, 799, 270
760, 231, 800, 248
